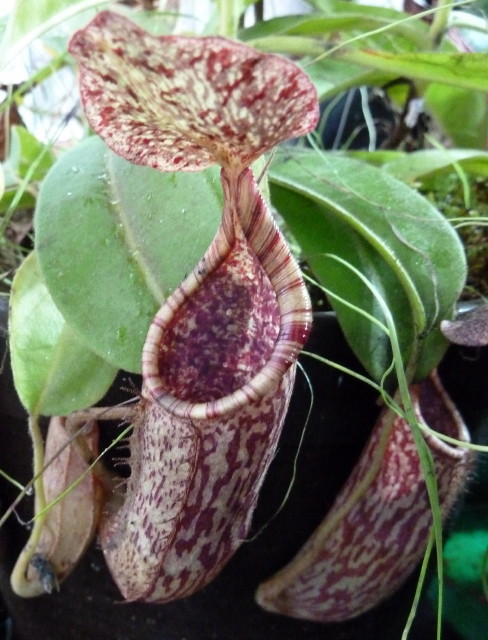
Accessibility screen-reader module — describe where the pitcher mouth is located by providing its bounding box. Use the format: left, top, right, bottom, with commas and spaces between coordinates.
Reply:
141, 169, 312, 421
141, 231, 311, 421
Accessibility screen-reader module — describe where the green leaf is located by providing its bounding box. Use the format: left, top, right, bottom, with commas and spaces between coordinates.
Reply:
240, 14, 315, 41
0, 188, 35, 214
428, 505, 488, 640
308, 0, 406, 20
444, 514, 488, 590
305, 58, 393, 101
269, 149, 466, 380
0, 0, 112, 71
6, 126, 55, 182
242, 1, 428, 52
337, 50, 488, 93
9, 251, 117, 416
35, 136, 222, 373
382, 149, 488, 183
425, 85, 488, 149
342, 150, 404, 167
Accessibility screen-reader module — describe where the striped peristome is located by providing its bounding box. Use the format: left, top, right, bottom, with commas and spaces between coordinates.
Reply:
256, 371, 472, 622
69, 11, 318, 602
142, 168, 311, 421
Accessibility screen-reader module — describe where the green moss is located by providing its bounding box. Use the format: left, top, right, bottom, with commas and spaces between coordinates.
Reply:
420, 173, 488, 299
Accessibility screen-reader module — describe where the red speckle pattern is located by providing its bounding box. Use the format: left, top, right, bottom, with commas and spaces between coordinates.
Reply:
256, 371, 472, 622
142, 168, 312, 419
100, 370, 294, 602
100, 167, 312, 602
71, 10, 317, 603
157, 229, 280, 402
68, 11, 319, 172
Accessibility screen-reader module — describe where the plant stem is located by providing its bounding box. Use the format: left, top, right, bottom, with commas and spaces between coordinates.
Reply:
248, 35, 325, 57
28, 414, 48, 528
0, 406, 137, 533
401, 528, 435, 639
216, 0, 241, 38
0, 52, 69, 116
428, 0, 452, 48
9, 414, 48, 595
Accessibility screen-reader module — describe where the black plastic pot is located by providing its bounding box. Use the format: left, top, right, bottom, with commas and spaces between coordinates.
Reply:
0, 296, 485, 640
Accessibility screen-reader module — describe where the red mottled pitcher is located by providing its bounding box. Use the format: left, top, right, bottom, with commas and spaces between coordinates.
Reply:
256, 371, 472, 621
67, 10, 318, 601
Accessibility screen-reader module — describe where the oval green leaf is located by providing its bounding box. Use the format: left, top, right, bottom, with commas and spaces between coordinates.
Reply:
383, 149, 488, 183
7, 125, 55, 182
35, 136, 222, 372
348, 149, 488, 183
305, 58, 392, 101
428, 505, 488, 640
9, 251, 117, 415
243, 1, 428, 52
425, 84, 488, 150
338, 51, 488, 93
269, 148, 466, 380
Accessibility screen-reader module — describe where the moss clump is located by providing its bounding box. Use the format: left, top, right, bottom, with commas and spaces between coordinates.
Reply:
420, 173, 488, 299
